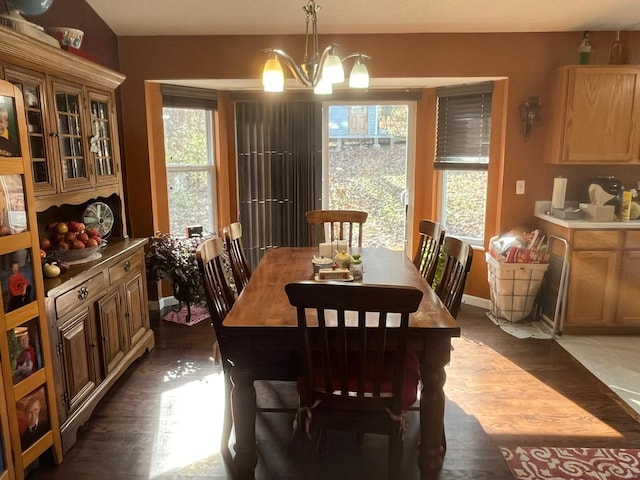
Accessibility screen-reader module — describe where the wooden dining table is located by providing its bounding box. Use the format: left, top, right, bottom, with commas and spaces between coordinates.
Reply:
222, 246, 460, 480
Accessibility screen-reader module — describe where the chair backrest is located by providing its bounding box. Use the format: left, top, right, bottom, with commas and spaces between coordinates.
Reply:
285, 282, 422, 413
434, 236, 473, 319
305, 210, 368, 248
196, 237, 235, 347
223, 222, 252, 294
412, 220, 445, 285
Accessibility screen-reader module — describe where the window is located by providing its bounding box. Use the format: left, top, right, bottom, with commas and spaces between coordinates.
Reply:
162, 87, 217, 236
435, 82, 493, 245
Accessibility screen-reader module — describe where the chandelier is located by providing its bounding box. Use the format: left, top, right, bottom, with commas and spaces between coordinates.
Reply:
262, 0, 370, 95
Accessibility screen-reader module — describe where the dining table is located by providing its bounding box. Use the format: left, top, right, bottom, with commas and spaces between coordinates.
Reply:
222, 246, 460, 480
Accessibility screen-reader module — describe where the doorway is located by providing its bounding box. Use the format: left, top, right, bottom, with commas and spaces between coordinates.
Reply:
322, 102, 415, 251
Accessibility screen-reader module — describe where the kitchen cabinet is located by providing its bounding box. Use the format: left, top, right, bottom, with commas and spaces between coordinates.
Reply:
538, 217, 640, 333
0, 25, 126, 215
45, 239, 154, 452
546, 65, 640, 164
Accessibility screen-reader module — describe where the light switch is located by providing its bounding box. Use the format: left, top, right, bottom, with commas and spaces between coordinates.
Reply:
516, 180, 526, 195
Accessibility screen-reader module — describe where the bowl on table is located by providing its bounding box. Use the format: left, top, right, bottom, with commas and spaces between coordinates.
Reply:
312, 256, 333, 274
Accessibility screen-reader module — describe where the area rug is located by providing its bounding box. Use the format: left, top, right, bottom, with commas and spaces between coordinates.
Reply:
163, 304, 210, 326
500, 446, 640, 480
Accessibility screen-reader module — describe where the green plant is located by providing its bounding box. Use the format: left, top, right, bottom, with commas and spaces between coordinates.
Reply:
145, 233, 214, 302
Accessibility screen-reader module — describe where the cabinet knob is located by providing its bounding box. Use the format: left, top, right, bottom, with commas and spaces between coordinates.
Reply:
77, 286, 89, 300
49, 132, 60, 138
123, 260, 131, 272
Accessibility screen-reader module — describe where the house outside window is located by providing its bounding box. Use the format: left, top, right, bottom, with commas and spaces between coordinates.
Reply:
435, 82, 493, 246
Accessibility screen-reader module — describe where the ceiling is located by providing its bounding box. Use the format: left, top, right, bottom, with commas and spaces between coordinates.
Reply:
83, 0, 640, 91
85, 0, 640, 36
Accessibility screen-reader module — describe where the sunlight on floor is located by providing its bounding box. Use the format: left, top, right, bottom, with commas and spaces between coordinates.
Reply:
149, 370, 225, 478
446, 337, 625, 439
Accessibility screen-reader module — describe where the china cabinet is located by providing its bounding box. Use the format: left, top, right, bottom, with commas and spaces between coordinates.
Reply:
0, 25, 154, 456
546, 65, 640, 164
0, 25, 126, 217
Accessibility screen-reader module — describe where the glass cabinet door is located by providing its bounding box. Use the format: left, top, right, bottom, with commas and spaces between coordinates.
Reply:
4, 69, 57, 195
87, 89, 119, 186
51, 80, 91, 191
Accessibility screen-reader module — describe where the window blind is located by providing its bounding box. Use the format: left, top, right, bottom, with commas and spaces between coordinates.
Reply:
435, 82, 493, 170
161, 84, 217, 110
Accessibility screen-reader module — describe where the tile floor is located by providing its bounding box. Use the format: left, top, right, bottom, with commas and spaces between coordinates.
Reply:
555, 335, 640, 420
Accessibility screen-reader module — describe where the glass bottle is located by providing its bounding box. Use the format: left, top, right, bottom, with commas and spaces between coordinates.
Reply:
578, 31, 591, 65
609, 31, 625, 65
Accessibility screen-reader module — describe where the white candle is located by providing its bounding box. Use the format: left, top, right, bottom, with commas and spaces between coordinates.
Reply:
318, 242, 332, 259
336, 240, 348, 254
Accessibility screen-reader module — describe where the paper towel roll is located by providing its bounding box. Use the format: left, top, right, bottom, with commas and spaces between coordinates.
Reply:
551, 177, 567, 209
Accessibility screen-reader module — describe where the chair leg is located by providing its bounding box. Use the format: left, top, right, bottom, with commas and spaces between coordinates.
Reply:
221, 369, 233, 456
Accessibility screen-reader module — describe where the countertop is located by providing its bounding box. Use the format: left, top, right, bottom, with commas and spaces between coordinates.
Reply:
535, 201, 640, 229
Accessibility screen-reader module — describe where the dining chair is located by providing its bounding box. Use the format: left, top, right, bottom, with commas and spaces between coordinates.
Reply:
223, 222, 252, 295
412, 219, 445, 286
197, 237, 299, 456
305, 209, 368, 248
434, 236, 473, 319
285, 281, 423, 479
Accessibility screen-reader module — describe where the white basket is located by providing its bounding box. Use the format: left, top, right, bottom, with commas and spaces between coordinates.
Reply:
486, 253, 549, 323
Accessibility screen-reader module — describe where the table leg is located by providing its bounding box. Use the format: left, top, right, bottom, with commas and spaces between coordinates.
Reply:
418, 340, 450, 478
230, 365, 257, 480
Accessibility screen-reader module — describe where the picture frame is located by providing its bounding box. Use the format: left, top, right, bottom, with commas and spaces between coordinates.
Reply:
0, 174, 27, 236
15, 386, 49, 452
0, 249, 34, 313
7, 318, 43, 385
0, 95, 21, 157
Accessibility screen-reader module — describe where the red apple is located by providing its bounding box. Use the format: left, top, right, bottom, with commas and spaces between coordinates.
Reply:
46, 222, 59, 234
72, 240, 86, 249
86, 227, 100, 238
57, 242, 70, 250
77, 232, 89, 243
64, 231, 77, 243
40, 238, 52, 250
86, 238, 99, 247
50, 233, 64, 244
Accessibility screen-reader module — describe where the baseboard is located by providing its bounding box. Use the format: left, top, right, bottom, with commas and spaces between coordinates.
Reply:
462, 294, 491, 310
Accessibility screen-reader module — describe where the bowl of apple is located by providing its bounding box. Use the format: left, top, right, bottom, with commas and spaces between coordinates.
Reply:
41, 220, 104, 263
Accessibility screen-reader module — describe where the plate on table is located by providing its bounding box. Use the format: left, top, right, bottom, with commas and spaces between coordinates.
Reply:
314, 274, 354, 282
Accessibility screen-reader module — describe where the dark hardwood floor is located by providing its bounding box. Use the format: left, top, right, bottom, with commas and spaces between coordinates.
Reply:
29, 304, 640, 480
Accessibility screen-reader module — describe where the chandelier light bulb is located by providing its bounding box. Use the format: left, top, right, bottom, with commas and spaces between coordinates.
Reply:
313, 77, 333, 95
322, 52, 345, 84
262, 57, 285, 92
348, 58, 370, 89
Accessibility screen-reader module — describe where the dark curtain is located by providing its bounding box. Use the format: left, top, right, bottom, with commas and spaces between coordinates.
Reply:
235, 100, 322, 269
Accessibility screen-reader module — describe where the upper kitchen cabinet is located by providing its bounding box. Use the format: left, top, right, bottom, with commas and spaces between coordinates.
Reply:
0, 25, 125, 214
546, 65, 640, 164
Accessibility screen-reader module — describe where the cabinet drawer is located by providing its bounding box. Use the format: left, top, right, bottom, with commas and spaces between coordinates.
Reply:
56, 273, 106, 319
573, 230, 621, 249
109, 251, 142, 285
624, 230, 640, 249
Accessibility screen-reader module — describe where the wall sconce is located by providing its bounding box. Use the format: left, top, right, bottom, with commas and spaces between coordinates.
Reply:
520, 96, 542, 139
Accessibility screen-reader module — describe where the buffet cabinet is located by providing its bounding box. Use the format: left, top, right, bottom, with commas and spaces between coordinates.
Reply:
545, 65, 640, 164
44, 239, 154, 452
541, 220, 640, 334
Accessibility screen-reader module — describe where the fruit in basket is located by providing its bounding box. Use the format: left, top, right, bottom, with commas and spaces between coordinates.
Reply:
41, 220, 103, 253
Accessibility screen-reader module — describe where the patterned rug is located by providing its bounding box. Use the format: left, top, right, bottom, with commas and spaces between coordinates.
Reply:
501, 447, 640, 480
163, 304, 210, 326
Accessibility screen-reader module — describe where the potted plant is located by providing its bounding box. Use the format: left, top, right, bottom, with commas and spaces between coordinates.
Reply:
145, 232, 213, 321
